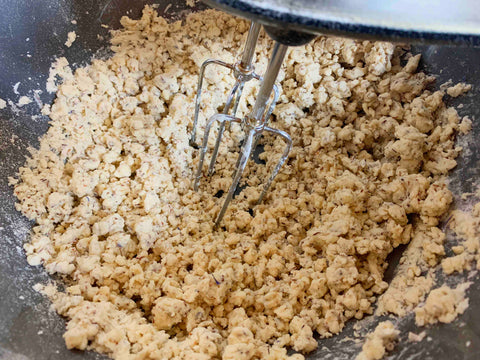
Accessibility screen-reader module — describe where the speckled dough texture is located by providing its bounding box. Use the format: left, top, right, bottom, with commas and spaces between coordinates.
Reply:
415, 283, 470, 326
11, 6, 473, 360
355, 321, 399, 360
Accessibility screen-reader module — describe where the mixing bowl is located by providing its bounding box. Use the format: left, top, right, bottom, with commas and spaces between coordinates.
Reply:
1, 1, 479, 359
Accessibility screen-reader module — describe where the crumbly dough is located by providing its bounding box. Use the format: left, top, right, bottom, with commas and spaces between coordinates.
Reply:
12, 6, 471, 360
415, 283, 470, 326
407, 330, 426, 342
376, 226, 437, 317
45, 57, 72, 93
17, 95, 32, 107
355, 321, 399, 360
442, 205, 480, 274
0, 97, 6, 109
458, 116, 472, 134
65, 31, 77, 47
446, 83, 472, 98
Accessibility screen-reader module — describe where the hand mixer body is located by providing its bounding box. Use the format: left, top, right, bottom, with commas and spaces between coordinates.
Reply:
203, 0, 480, 45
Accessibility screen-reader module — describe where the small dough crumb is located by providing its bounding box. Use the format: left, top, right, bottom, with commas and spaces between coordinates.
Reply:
459, 116, 472, 134
65, 31, 77, 47
17, 96, 32, 107
408, 331, 426, 342
356, 321, 399, 360
0, 98, 6, 109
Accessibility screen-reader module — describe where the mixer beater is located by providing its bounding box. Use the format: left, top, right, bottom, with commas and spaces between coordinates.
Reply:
190, 22, 279, 192
189, 22, 275, 150
191, 21, 315, 228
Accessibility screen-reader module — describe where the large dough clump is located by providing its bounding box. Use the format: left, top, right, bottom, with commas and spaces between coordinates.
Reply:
13, 6, 469, 360
415, 283, 470, 326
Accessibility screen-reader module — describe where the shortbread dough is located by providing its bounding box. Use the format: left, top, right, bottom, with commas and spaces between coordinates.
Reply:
65, 31, 77, 48
415, 283, 470, 326
12, 6, 473, 360
356, 321, 399, 360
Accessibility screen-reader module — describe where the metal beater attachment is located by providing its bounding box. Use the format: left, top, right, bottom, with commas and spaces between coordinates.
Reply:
190, 22, 280, 177
193, 41, 292, 228
190, 22, 267, 151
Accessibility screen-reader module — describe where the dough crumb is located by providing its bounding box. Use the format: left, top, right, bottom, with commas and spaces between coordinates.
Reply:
442, 208, 480, 274
46, 57, 72, 93
356, 321, 399, 360
33, 283, 44, 292
0, 98, 6, 109
408, 331, 426, 342
447, 82, 472, 97
65, 31, 77, 47
459, 116, 472, 134
415, 283, 471, 326
17, 96, 32, 107
377, 226, 437, 317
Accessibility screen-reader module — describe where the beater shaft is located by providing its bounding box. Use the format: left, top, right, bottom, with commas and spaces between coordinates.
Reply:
249, 43, 287, 123
240, 22, 261, 71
